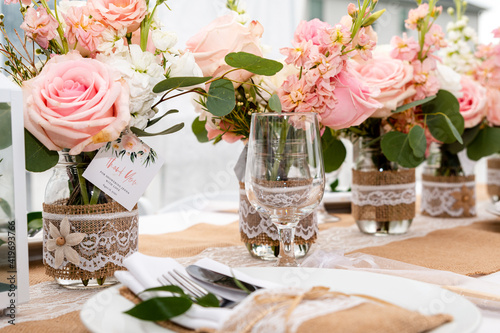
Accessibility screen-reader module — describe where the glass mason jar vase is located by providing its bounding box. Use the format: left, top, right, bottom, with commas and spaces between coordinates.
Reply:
421, 143, 476, 217
351, 137, 416, 235
43, 151, 139, 289
487, 153, 500, 202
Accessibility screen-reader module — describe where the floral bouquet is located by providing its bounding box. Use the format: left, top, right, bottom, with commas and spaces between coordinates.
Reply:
0, 0, 206, 287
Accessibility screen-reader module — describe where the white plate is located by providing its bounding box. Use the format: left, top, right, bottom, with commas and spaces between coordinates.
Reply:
80, 268, 481, 333
486, 203, 500, 217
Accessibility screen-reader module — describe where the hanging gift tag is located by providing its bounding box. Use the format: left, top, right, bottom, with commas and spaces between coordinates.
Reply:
83, 132, 164, 211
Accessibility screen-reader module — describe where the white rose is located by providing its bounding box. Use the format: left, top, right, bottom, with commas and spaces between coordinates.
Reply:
151, 30, 178, 52
166, 52, 203, 78
436, 63, 463, 98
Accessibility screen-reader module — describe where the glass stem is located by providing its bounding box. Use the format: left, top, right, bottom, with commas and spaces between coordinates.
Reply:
275, 223, 298, 267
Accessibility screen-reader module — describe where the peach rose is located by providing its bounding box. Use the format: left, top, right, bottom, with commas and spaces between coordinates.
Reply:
23, 52, 130, 155
319, 67, 383, 129
486, 88, 500, 126
458, 75, 487, 128
88, 0, 147, 33
352, 55, 416, 118
185, 13, 264, 87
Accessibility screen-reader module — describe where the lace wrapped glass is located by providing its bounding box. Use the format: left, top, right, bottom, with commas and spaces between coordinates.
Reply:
351, 136, 416, 235
421, 143, 476, 218
235, 146, 317, 261
43, 151, 139, 289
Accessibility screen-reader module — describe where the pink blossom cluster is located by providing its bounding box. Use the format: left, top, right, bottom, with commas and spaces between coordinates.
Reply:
277, 14, 382, 130
390, 3, 446, 101
474, 38, 500, 90
16, 0, 147, 54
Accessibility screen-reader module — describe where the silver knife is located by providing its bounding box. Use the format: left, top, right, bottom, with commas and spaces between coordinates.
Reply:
186, 265, 263, 293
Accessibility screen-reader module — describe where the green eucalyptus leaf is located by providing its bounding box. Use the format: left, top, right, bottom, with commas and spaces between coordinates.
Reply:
153, 77, 211, 93
196, 293, 220, 308
24, 130, 59, 173
408, 125, 426, 158
27, 211, 43, 235
192, 118, 209, 143
0, 103, 12, 150
206, 79, 235, 116
321, 130, 346, 172
467, 127, 500, 161
0, 198, 12, 219
268, 94, 282, 113
422, 90, 464, 144
224, 52, 283, 76
141, 285, 186, 295
381, 131, 424, 168
444, 124, 481, 155
124, 297, 192, 321
392, 95, 436, 114
130, 123, 185, 137
146, 109, 179, 128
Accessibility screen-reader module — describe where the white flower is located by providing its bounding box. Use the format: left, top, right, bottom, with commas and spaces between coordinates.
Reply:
98, 45, 164, 129
166, 52, 203, 78
151, 30, 178, 52
97, 28, 127, 55
436, 63, 463, 98
46, 217, 86, 268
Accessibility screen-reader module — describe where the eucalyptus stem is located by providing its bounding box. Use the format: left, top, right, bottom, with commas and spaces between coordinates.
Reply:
76, 167, 90, 205
270, 120, 290, 180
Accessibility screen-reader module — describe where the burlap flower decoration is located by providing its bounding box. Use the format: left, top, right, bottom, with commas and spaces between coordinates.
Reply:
47, 217, 86, 268
451, 185, 475, 217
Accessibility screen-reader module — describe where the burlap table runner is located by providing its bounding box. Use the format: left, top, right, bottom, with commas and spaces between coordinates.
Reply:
351, 220, 500, 276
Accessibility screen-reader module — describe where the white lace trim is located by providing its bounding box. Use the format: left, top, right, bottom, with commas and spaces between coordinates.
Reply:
421, 182, 475, 217
239, 189, 317, 241
351, 183, 416, 206
487, 169, 500, 186
43, 213, 139, 272
43, 210, 138, 221
251, 182, 312, 208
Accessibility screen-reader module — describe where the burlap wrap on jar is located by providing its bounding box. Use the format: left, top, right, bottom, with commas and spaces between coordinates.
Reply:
351, 169, 416, 222
487, 157, 500, 201
239, 182, 318, 246
421, 174, 476, 218
42, 200, 139, 280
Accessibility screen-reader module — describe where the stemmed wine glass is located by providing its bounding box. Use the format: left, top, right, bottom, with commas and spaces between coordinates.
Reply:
245, 112, 325, 267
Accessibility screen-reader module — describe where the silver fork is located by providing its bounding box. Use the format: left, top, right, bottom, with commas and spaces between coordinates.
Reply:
158, 269, 232, 307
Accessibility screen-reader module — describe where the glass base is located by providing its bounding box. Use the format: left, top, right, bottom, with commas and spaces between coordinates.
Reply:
356, 219, 412, 235
55, 276, 118, 289
491, 195, 500, 203
245, 243, 310, 261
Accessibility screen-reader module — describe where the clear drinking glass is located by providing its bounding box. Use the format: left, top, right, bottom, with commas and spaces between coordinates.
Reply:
245, 113, 325, 267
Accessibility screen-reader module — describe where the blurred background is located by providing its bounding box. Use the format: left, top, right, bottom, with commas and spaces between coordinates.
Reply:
1, 0, 498, 213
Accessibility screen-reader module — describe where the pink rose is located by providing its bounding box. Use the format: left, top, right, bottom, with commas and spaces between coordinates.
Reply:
185, 13, 264, 87
23, 52, 130, 155
293, 18, 331, 45
458, 76, 487, 128
320, 68, 383, 129
205, 120, 244, 143
20, 7, 59, 49
352, 55, 416, 118
487, 88, 500, 126
88, 0, 147, 33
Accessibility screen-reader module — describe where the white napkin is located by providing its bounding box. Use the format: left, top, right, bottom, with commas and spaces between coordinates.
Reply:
114, 253, 278, 330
